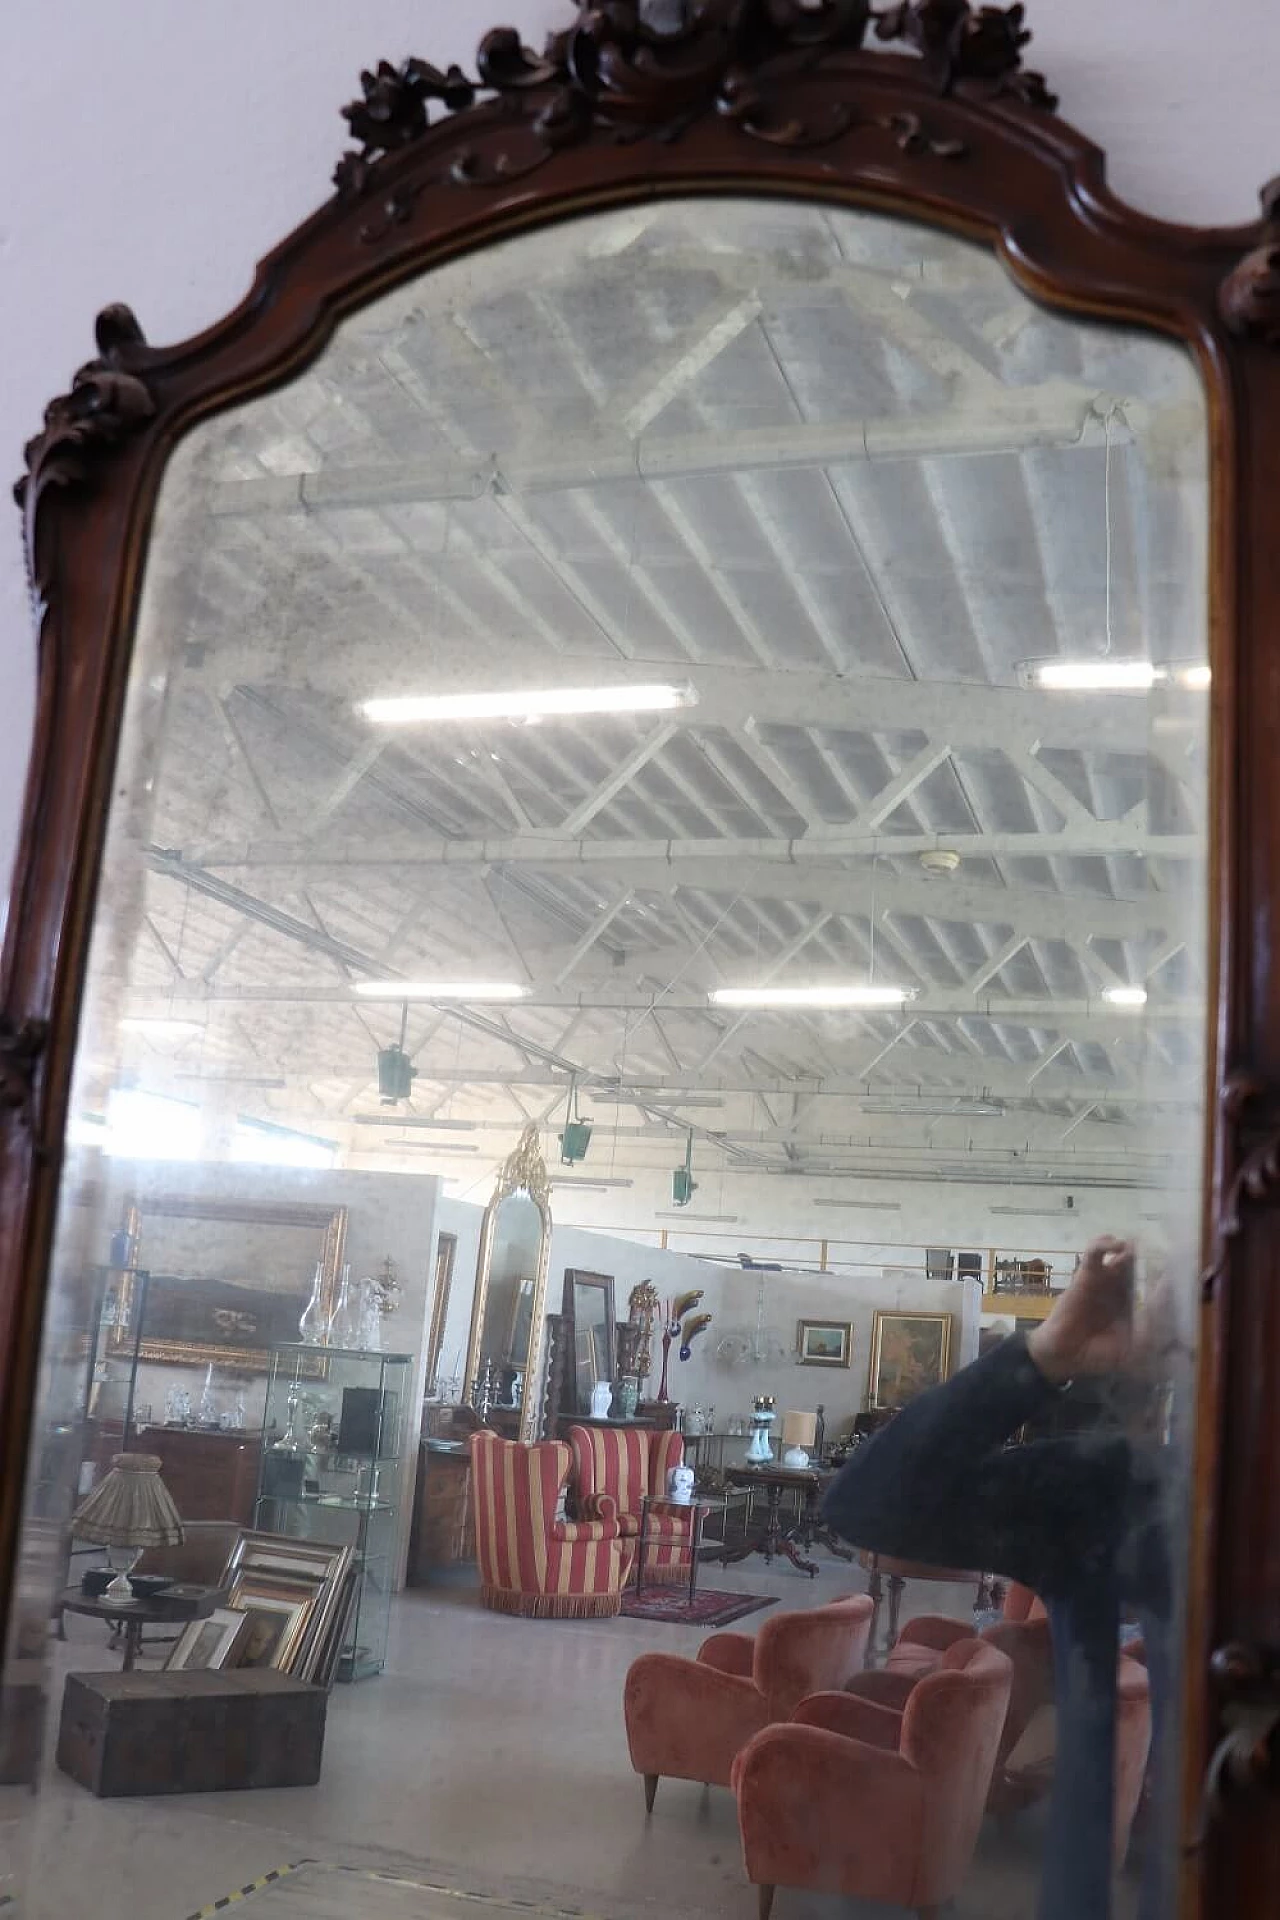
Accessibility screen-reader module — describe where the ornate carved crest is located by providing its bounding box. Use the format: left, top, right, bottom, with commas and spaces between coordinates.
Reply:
1220, 176, 1280, 346
1202, 1073, 1280, 1299
334, 0, 1055, 206
15, 306, 156, 623
0, 1018, 48, 1123
493, 1121, 552, 1208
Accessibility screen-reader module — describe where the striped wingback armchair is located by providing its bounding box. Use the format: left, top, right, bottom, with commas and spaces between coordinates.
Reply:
567, 1423, 693, 1584
469, 1431, 633, 1619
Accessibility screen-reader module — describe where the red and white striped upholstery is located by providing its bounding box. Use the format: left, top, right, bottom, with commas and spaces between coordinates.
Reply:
567, 1423, 694, 1584
469, 1431, 633, 1619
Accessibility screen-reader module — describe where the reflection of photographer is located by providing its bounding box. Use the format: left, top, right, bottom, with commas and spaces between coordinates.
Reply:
823, 1237, 1179, 1920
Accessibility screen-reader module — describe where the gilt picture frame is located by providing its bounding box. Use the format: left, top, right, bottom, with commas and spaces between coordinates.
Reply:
868, 1312, 953, 1410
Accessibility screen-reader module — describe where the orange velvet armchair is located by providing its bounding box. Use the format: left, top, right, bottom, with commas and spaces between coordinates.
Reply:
883, 1586, 1151, 1864
567, 1422, 690, 1582
469, 1431, 633, 1619
733, 1638, 1012, 1920
624, 1594, 874, 1809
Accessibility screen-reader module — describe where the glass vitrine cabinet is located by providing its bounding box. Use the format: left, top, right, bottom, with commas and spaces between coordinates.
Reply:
256, 1344, 411, 1681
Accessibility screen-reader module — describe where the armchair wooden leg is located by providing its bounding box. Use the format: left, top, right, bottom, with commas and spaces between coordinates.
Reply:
757, 1887, 775, 1920
643, 1773, 659, 1813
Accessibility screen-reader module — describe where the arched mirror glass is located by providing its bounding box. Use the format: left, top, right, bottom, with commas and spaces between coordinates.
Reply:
10, 196, 1207, 1920
464, 1127, 553, 1435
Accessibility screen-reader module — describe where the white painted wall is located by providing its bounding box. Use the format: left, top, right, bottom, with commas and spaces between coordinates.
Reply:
2, 0, 1279, 910
430, 1196, 982, 1449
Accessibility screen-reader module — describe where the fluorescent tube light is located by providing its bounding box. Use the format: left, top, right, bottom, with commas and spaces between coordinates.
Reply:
360, 683, 695, 725
1179, 665, 1211, 690
654, 1211, 741, 1223
1102, 986, 1148, 1008
120, 1017, 205, 1037
371, 1140, 479, 1154
810, 1197, 903, 1211
709, 985, 911, 1010
549, 1176, 635, 1190
353, 981, 526, 1001
1034, 660, 1158, 692
353, 1115, 478, 1130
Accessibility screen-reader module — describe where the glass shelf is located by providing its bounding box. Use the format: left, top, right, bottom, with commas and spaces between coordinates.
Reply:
256, 1343, 411, 1681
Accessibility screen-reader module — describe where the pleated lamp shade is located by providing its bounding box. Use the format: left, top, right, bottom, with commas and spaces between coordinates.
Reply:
71, 1454, 184, 1549
780, 1411, 817, 1450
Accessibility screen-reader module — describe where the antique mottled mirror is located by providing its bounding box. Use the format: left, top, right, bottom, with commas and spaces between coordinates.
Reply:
3, 6, 1280, 1919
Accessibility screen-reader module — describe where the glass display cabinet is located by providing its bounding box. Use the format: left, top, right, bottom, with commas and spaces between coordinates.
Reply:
255, 1344, 411, 1681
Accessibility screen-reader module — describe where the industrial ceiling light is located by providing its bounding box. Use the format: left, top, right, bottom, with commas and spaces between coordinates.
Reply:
671, 1129, 698, 1208
1102, 986, 1148, 1008
558, 1076, 593, 1165
353, 1115, 477, 1130
377, 1004, 417, 1105
709, 985, 912, 1010
359, 683, 696, 725
355, 980, 526, 1001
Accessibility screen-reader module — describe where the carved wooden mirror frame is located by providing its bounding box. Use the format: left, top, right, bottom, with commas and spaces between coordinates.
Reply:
6, 4, 1280, 1903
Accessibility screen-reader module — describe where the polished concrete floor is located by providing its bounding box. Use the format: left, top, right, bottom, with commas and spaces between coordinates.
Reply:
0, 1555, 1118, 1920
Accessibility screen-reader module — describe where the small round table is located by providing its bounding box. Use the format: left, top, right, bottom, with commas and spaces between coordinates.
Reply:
59, 1584, 224, 1671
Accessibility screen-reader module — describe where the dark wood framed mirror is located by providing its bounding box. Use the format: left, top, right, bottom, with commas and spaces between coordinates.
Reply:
4, 4, 1280, 1913
561, 1269, 617, 1416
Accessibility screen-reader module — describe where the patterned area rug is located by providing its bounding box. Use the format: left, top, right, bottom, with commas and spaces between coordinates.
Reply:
620, 1586, 777, 1627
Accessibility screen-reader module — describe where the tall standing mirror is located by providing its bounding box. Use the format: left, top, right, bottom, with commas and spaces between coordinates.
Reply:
5, 8, 1280, 1918
464, 1127, 552, 1441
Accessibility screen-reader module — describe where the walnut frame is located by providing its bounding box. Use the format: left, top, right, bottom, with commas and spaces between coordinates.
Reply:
6, 5, 1280, 1906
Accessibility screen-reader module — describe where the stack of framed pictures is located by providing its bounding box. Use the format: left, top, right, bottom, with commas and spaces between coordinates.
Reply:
165, 1531, 356, 1689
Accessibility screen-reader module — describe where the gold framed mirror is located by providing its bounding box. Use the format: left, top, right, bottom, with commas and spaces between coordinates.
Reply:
463, 1126, 552, 1445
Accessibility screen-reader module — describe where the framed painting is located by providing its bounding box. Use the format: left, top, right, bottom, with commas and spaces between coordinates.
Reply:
107, 1196, 347, 1372
868, 1313, 953, 1410
797, 1320, 852, 1369
164, 1608, 249, 1673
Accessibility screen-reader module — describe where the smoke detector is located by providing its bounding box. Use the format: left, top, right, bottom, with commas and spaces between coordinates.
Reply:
919, 849, 961, 878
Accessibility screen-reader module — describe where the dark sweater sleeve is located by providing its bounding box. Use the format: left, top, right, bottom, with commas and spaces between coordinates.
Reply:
821, 1335, 1133, 1598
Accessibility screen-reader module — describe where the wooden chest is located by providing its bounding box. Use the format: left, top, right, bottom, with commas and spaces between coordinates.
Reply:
57, 1668, 326, 1797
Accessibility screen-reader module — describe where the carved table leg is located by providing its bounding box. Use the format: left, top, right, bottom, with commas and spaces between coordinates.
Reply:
865, 1560, 884, 1665
887, 1572, 906, 1650
776, 1535, 820, 1579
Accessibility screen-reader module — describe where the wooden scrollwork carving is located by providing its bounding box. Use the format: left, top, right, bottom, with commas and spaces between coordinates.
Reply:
1202, 1073, 1280, 1300
333, 0, 1053, 218
14, 306, 156, 626
1220, 177, 1280, 347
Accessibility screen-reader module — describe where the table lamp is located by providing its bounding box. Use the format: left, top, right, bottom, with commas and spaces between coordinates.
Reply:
70, 1453, 184, 1598
780, 1410, 818, 1469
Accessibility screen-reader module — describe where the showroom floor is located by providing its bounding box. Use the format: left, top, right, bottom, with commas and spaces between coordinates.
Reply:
0, 1557, 1119, 1920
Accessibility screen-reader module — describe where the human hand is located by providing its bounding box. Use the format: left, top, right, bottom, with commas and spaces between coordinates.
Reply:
1027, 1235, 1136, 1384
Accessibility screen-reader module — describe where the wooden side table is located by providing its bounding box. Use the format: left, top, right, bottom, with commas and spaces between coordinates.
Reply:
59, 1584, 223, 1671
857, 1552, 995, 1663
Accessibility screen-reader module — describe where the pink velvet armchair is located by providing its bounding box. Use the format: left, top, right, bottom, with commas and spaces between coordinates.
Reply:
624, 1594, 874, 1809
883, 1588, 1152, 1862
733, 1637, 1012, 1920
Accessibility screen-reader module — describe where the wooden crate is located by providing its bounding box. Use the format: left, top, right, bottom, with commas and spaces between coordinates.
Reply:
57, 1667, 326, 1797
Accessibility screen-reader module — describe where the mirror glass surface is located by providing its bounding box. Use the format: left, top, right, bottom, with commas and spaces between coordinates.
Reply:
476, 1192, 545, 1406
567, 1271, 617, 1413
3, 198, 1208, 1920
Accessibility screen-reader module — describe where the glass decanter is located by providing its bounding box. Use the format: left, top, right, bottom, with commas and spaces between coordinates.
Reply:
326, 1264, 360, 1348
299, 1259, 327, 1343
